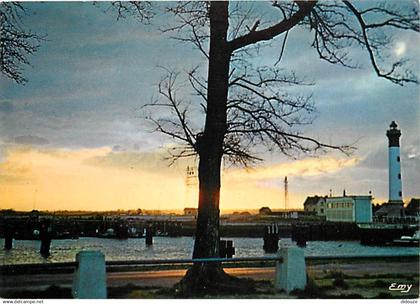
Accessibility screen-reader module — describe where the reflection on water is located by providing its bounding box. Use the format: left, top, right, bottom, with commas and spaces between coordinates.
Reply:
0, 237, 418, 265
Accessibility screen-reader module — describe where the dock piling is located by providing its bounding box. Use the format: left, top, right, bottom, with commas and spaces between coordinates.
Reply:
263, 223, 279, 253
220, 240, 235, 258
145, 227, 153, 246
40, 220, 52, 257
4, 222, 14, 250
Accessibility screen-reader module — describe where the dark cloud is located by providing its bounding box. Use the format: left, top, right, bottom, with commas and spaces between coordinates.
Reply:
359, 145, 386, 170
14, 135, 50, 146
84, 146, 194, 174
0, 2, 418, 202
112, 145, 124, 152
0, 102, 14, 113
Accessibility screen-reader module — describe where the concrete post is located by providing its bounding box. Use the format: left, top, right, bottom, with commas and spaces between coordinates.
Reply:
275, 246, 307, 294
72, 251, 107, 299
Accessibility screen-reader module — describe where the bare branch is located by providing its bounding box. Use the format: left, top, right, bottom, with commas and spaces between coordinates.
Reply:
0, 2, 45, 84
274, 29, 289, 66
118, 1, 417, 165
142, 67, 200, 161
228, 1, 317, 52
223, 63, 353, 162
161, 1, 209, 59
294, 1, 419, 84
105, 1, 154, 23
165, 146, 197, 167
343, 1, 419, 85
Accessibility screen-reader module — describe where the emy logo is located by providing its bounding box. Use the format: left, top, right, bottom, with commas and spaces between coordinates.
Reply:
388, 283, 413, 293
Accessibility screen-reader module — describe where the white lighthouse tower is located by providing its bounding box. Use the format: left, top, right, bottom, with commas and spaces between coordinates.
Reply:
386, 121, 403, 203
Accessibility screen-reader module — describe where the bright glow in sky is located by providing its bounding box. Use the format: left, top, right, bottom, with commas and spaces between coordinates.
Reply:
0, 145, 360, 211
395, 42, 407, 57
0, 2, 419, 211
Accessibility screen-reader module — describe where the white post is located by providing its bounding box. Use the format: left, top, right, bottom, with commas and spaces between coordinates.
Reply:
275, 246, 307, 294
72, 251, 107, 299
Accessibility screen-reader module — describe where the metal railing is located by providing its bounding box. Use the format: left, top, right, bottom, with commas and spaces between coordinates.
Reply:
106, 256, 282, 265
1, 253, 418, 274
307, 253, 418, 261
373, 216, 419, 224
0, 256, 282, 274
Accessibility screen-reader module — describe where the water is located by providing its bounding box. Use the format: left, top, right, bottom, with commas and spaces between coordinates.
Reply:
0, 237, 418, 265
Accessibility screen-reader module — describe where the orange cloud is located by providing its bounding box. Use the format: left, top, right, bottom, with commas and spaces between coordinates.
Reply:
219, 156, 360, 210
0, 146, 360, 211
224, 157, 360, 183
0, 146, 185, 211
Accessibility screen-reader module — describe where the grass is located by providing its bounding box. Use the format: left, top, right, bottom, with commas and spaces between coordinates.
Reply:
314, 273, 419, 299
0, 281, 289, 299
307, 256, 419, 266
2, 274, 419, 299
3, 285, 72, 299
2, 260, 418, 299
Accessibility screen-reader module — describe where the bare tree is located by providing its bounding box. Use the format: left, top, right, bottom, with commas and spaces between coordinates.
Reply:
137, 1, 419, 294
0, 2, 44, 84
6, 0, 418, 294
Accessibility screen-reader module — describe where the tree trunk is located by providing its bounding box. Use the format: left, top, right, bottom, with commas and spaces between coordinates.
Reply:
178, 2, 255, 295
193, 0, 230, 261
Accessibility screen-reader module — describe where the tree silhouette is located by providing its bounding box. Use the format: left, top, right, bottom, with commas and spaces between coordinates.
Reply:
136, 1, 418, 294
4, 0, 418, 295
0, 2, 44, 84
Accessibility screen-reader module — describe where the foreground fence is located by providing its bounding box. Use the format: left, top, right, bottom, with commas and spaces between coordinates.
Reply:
1, 249, 418, 299
373, 216, 419, 224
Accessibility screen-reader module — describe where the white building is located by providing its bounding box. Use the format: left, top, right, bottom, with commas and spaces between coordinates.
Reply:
325, 195, 372, 223
303, 196, 326, 216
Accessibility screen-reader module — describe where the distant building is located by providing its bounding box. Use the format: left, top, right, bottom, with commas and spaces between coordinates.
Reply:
271, 210, 301, 219
29, 210, 40, 220
375, 203, 405, 218
405, 198, 420, 217
372, 203, 382, 214
127, 209, 143, 215
183, 208, 198, 216
231, 211, 251, 216
303, 196, 326, 216
259, 207, 272, 215
325, 195, 372, 223
259, 207, 305, 219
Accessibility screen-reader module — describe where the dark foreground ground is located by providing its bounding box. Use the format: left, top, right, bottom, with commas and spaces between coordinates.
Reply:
1, 259, 419, 299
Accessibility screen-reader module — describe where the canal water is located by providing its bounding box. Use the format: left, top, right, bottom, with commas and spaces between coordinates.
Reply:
0, 237, 418, 265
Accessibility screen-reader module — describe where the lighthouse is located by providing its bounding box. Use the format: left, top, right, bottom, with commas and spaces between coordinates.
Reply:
386, 121, 403, 203
374, 121, 405, 218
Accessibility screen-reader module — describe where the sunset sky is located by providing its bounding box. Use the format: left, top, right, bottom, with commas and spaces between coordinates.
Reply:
1, 2, 419, 211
